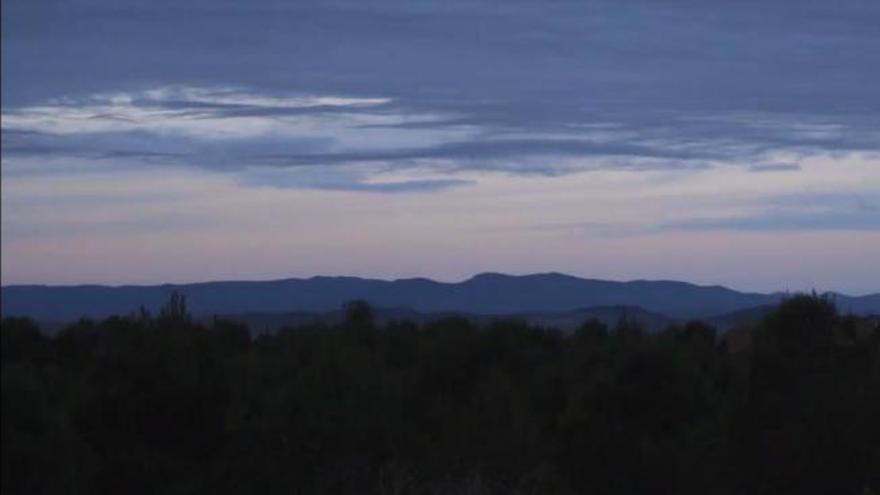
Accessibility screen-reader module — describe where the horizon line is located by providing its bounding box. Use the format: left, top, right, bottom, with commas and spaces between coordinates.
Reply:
3, 271, 877, 298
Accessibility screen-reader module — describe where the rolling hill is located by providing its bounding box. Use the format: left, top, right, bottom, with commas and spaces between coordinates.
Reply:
3, 272, 877, 323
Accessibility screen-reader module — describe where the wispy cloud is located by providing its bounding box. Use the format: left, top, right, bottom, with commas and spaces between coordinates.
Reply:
523, 192, 880, 237
1, 86, 404, 138
5, 84, 877, 191
663, 193, 880, 232
238, 166, 474, 193
748, 163, 801, 173
663, 211, 880, 232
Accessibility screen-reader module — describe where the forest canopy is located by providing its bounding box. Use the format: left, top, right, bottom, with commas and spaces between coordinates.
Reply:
2, 293, 878, 494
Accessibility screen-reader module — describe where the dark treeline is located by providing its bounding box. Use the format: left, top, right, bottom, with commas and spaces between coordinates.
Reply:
2, 294, 879, 494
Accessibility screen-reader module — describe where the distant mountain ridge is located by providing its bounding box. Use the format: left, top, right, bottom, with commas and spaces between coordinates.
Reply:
2, 272, 878, 322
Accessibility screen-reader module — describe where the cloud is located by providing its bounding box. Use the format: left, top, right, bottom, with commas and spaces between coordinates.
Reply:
3, 0, 880, 192
523, 221, 649, 238
663, 211, 880, 232
663, 193, 880, 232
520, 191, 880, 238
7, 84, 875, 187
749, 163, 801, 173
1, 87, 404, 139
238, 166, 473, 193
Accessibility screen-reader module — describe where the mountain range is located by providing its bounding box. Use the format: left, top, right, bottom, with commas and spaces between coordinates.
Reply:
3, 273, 878, 327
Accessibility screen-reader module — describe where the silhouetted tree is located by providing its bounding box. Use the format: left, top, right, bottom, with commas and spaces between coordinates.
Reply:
343, 299, 374, 328
575, 318, 608, 341
158, 291, 190, 323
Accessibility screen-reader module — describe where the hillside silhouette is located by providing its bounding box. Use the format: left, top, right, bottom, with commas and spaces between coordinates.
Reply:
4, 272, 879, 322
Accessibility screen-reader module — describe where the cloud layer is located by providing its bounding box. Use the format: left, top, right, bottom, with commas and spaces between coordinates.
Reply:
5, 0, 880, 183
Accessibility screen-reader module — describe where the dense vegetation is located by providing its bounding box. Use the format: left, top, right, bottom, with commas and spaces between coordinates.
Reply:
2, 294, 878, 494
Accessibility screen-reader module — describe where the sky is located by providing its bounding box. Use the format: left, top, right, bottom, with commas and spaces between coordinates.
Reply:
2, 0, 879, 294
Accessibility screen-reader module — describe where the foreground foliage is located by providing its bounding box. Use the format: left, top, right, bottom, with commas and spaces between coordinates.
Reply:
2, 294, 878, 494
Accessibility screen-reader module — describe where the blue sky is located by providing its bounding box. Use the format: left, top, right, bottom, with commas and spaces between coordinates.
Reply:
2, 0, 879, 293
